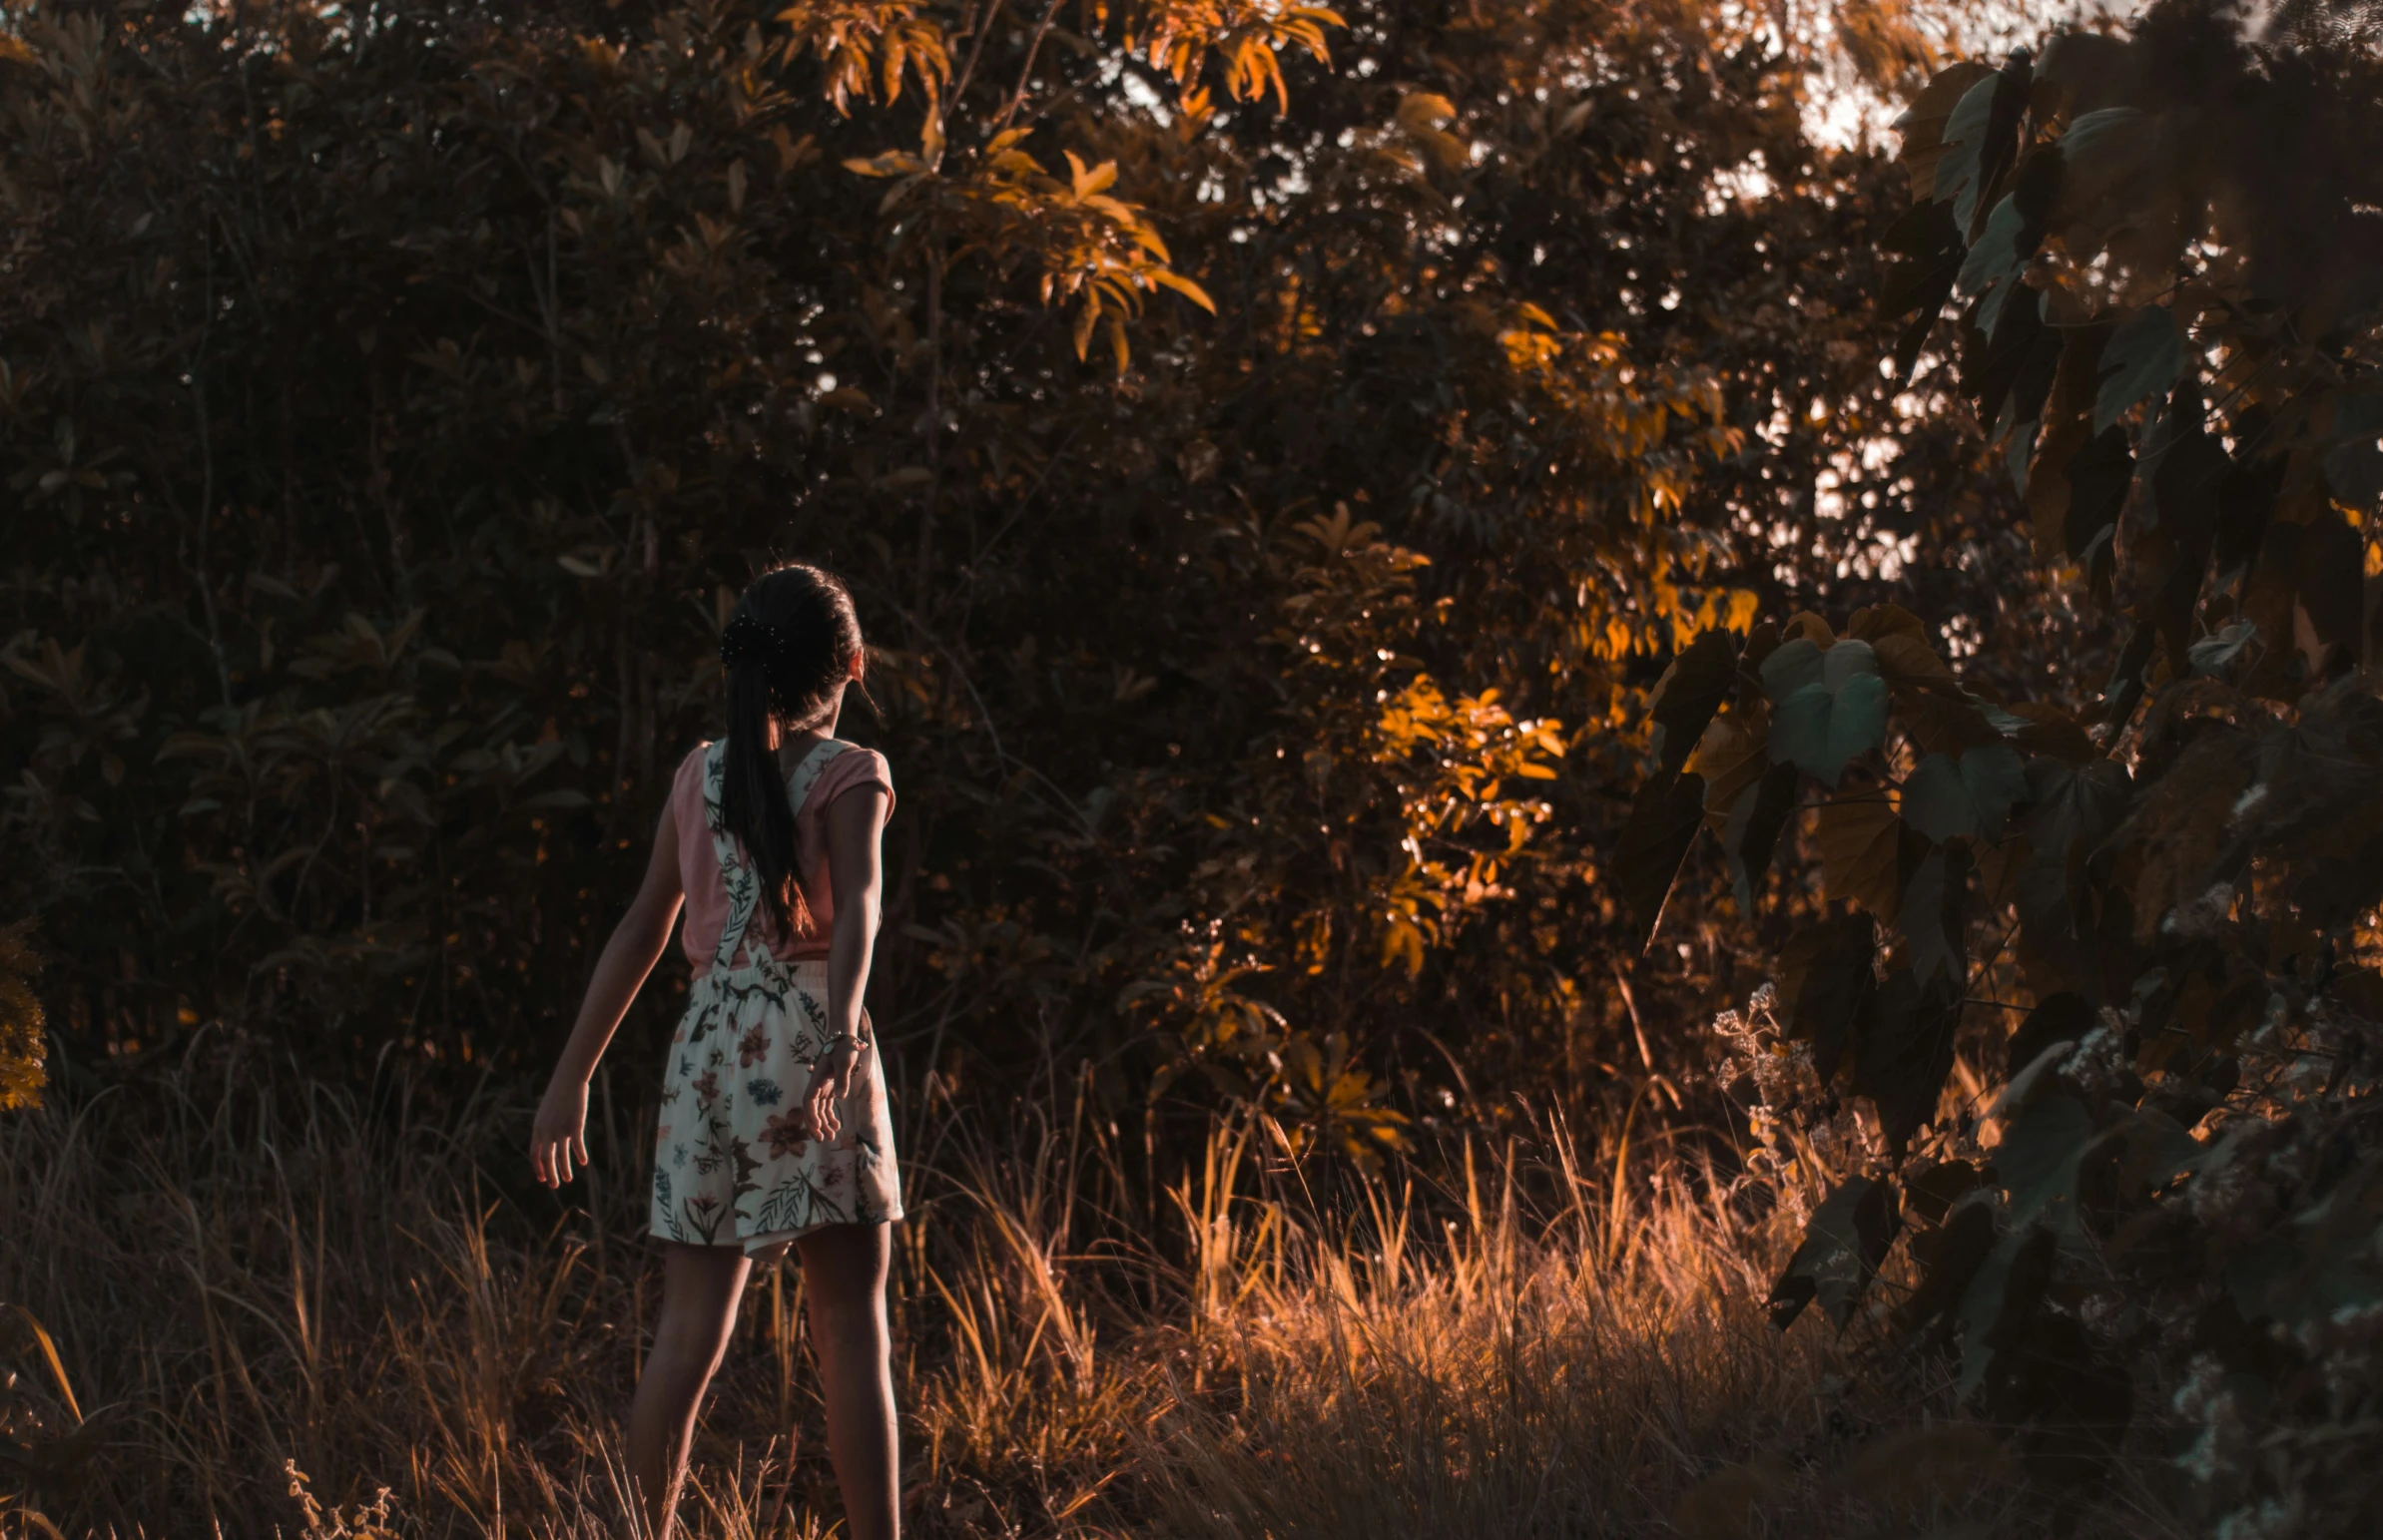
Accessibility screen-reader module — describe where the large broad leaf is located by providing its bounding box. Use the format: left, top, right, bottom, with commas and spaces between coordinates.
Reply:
1816, 791, 1909, 916
1776, 912, 1878, 1082
1925, 72, 2001, 218
1996, 1088, 2096, 1231
1758, 635, 1826, 698
1955, 195, 2029, 303
1846, 603, 1927, 646
2020, 754, 2129, 872
1904, 1158, 1989, 1227
1647, 628, 1739, 773
1720, 760, 1799, 911
2293, 505, 2367, 659
2320, 387, 2383, 507
2093, 306, 2183, 433
1765, 639, 1889, 785
1615, 769, 1705, 950
1895, 1195, 1998, 1333
2212, 434, 2283, 582
1956, 1224, 2059, 1398
2186, 619, 2258, 678
1933, 55, 2029, 237
1881, 201, 1964, 351
2006, 990, 2094, 1077
2064, 425, 2136, 566
1896, 62, 1997, 201
2008, 702, 2097, 764
1897, 843, 1971, 989
1855, 966, 1964, 1152
1685, 713, 1770, 825
1769, 1175, 1902, 1330
1967, 283, 2058, 435
1903, 744, 2030, 843
2052, 107, 2152, 225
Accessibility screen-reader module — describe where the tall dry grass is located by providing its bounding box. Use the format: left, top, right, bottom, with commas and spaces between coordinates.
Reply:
1, 1060, 2174, 1539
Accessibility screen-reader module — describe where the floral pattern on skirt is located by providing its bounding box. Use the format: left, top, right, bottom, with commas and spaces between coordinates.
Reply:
649, 740, 901, 1252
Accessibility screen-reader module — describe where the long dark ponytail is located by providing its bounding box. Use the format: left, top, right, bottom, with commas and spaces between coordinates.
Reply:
717, 563, 865, 940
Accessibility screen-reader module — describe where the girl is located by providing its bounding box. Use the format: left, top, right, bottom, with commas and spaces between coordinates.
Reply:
528, 563, 902, 1540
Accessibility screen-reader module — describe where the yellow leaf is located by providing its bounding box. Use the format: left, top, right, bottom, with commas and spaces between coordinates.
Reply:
1150, 268, 1217, 313
1399, 92, 1458, 132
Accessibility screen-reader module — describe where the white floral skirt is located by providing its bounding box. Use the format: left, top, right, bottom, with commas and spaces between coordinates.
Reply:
650, 958, 901, 1252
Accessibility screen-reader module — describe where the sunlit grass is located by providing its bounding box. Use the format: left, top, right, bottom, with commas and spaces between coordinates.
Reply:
2, 1070, 2179, 1537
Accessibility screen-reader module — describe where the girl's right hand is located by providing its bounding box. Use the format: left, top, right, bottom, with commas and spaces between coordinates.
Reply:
531, 1076, 591, 1188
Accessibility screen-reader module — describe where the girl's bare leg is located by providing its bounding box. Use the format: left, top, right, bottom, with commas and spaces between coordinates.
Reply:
798, 1222, 898, 1540
628, 1243, 754, 1537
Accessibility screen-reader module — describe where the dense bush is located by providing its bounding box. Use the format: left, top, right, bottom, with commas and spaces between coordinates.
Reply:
0, 0, 2003, 1155
1616, 3, 2383, 1529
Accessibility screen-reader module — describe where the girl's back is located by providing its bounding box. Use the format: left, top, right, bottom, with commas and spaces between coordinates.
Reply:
667, 735, 894, 972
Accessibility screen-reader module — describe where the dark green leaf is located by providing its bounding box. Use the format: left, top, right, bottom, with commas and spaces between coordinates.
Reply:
1956, 1224, 2058, 1398
1854, 965, 1964, 1152
2186, 620, 2258, 678
1905, 1159, 1988, 1226
2092, 305, 2183, 433
1721, 760, 1799, 911
1996, 1088, 2095, 1230
1647, 628, 1739, 773
2006, 991, 2094, 1078
1896, 1196, 1997, 1332
1896, 843, 1970, 989
1904, 743, 2030, 845
1615, 769, 1706, 950
1932, 73, 2002, 224
1766, 640, 1889, 786
2320, 387, 2383, 507
1769, 1175, 1903, 1330
2020, 752, 2129, 872
1776, 912, 1878, 1083
1955, 196, 2028, 303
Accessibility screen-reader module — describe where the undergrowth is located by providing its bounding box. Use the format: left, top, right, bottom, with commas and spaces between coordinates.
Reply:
1, 1061, 2182, 1539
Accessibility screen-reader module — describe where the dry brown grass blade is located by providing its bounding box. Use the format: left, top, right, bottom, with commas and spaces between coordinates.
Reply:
0, 1075, 2190, 1538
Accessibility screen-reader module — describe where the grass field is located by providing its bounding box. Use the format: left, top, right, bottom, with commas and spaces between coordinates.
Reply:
1, 1060, 2181, 1539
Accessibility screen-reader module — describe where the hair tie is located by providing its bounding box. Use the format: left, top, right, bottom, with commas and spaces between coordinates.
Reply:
719, 613, 784, 670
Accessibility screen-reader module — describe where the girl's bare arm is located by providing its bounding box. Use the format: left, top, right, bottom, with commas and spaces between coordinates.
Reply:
807, 782, 890, 1142
532, 801, 685, 1188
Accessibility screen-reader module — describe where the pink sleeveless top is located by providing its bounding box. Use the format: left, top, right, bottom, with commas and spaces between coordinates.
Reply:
669, 739, 894, 971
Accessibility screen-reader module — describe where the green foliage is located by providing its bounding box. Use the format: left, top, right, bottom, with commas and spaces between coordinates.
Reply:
1631, 2, 2383, 1524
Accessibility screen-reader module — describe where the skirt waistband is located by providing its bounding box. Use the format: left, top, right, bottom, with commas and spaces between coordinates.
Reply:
697, 956, 831, 989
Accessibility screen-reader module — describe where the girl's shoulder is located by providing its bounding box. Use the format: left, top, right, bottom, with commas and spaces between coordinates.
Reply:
811, 741, 894, 810
674, 740, 717, 789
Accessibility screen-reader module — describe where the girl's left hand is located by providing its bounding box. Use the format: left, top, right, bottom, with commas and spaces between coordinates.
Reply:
806, 1038, 863, 1141
531, 1076, 591, 1188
